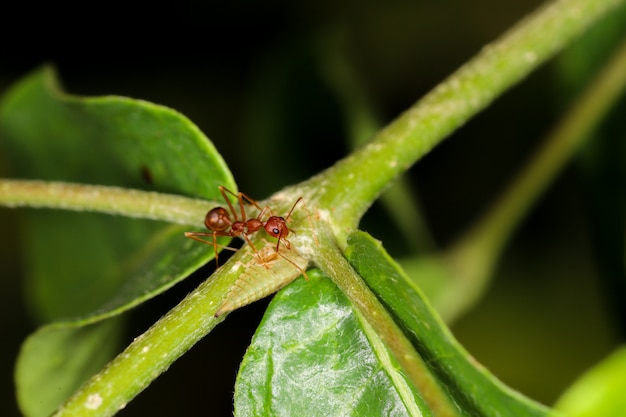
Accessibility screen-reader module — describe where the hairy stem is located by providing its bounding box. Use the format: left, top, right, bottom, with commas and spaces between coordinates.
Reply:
0, 179, 212, 228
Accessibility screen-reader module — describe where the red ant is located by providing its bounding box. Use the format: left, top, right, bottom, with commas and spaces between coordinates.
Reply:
184, 186, 261, 265
184, 186, 308, 278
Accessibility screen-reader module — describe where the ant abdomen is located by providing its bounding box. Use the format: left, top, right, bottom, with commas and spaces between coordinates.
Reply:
204, 207, 231, 232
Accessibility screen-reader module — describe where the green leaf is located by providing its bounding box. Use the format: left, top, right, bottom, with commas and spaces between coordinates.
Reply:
0, 67, 235, 416
235, 269, 430, 417
555, 346, 626, 417
16, 319, 123, 417
344, 231, 552, 416
0, 66, 234, 322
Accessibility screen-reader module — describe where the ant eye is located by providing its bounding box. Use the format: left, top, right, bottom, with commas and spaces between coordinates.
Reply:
272, 228, 280, 235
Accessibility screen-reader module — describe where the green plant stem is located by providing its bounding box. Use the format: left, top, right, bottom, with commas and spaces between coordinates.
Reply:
301, 0, 625, 243
0, 179, 212, 228
441, 34, 626, 322
313, 231, 458, 417
320, 30, 433, 253
49, 237, 304, 417
50, 274, 225, 417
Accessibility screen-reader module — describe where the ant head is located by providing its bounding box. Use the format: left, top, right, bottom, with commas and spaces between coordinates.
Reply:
262, 197, 303, 242
264, 216, 288, 239
205, 207, 231, 232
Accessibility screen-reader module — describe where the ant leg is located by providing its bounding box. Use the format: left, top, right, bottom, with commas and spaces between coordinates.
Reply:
276, 247, 309, 281
239, 232, 284, 271
240, 232, 271, 268
256, 244, 309, 281
218, 186, 242, 222
239, 191, 264, 212
184, 231, 238, 267
277, 251, 309, 280
255, 205, 271, 223
219, 186, 264, 221
276, 236, 291, 252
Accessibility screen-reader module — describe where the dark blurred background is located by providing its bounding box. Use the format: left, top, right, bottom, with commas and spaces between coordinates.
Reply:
1, 0, 624, 415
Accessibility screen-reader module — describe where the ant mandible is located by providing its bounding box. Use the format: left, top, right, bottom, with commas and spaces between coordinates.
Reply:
184, 186, 305, 274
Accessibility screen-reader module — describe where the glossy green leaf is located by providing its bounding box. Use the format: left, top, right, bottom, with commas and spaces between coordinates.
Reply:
344, 231, 552, 417
555, 346, 626, 417
235, 269, 430, 417
0, 67, 235, 416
